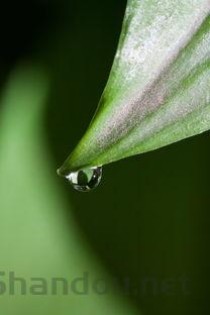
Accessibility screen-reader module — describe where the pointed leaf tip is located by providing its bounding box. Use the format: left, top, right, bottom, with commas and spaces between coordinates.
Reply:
59, 0, 210, 173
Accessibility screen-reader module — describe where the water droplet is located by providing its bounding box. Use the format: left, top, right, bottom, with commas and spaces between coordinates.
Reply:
58, 166, 102, 192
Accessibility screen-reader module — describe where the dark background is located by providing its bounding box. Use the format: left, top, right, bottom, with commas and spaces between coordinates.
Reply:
0, 1, 209, 314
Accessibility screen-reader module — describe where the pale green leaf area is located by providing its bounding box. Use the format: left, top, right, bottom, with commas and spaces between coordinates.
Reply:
59, 0, 210, 173
0, 65, 139, 315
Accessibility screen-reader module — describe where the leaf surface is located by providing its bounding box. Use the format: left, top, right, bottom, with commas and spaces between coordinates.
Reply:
59, 0, 210, 173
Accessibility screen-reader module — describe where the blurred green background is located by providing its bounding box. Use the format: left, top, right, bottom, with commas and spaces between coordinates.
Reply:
0, 1, 209, 314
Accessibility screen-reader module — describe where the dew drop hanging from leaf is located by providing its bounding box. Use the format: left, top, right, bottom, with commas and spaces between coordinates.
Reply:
57, 0, 210, 191
57, 166, 102, 192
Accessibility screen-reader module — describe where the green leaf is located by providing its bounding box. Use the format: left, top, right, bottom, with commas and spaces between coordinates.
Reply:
0, 64, 138, 315
58, 0, 210, 174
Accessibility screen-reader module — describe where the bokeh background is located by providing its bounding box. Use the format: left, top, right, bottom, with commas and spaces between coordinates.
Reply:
0, 1, 209, 314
